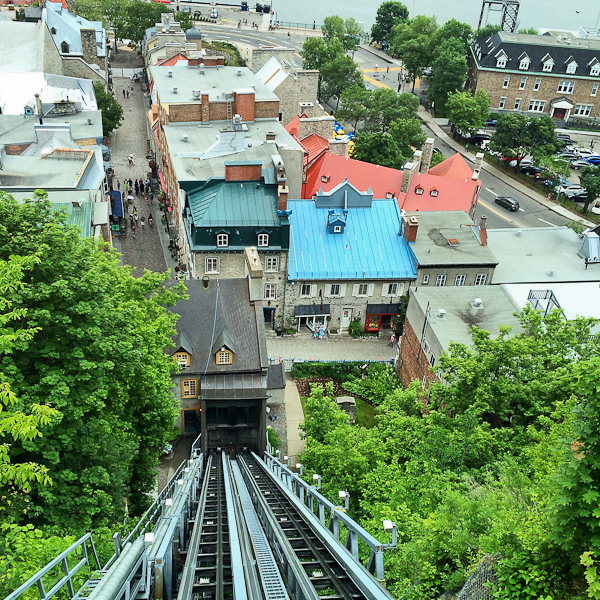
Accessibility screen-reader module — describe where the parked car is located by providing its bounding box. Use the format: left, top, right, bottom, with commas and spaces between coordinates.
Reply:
556, 134, 573, 142
433, 147, 443, 155
472, 133, 491, 146
559, 152, 578, 160
194, 9, 201, 17
210, 6, 218, 17
585, 155, 600, 166
495, 196, 520, 211
564, 188, 588, 201
576, 148, 599, 158
486, 118, 497, 127
556, 182, 580, 194
571, 159, 591, 170
519, 164, 541, 176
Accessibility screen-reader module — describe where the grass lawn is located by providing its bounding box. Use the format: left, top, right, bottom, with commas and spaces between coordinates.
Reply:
300, 395, 377, 429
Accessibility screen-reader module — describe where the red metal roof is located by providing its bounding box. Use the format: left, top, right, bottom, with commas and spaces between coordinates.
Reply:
156, 53, 188, 66
428, 153, 474, 179
302, 134, 329, 167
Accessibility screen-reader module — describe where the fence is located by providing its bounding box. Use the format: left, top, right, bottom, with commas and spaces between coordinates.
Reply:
269, 357, 395, 372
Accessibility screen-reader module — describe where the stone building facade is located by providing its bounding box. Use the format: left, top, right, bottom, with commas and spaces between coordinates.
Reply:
467, 31, 600, 122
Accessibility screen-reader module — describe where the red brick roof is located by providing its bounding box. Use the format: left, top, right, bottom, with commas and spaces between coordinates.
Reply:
304, 152, 404, 199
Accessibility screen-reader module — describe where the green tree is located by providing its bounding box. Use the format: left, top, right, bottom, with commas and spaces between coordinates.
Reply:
93, 82, 124, 136
0, 193, 187, 531
489, 112, 558, 163
538, 155, 572, 187
0, 255, 58, 493
434, 19, 474, 55
391, 15, 438, 92
351, 131, 403, 168
363, 89, 419, 133
476, 23, 502, 38
578, 164, 600, 213
427, 39, 468, 109
518, 27, 538, 34
371, 0, 409, 46
446, 89, 490, 138
322, 15, 361, 52
337, 84, 371, 130
123, 0, 172, 44
175, 9, 194, 32
389, 117, 426, 160
319, 49, 363, 109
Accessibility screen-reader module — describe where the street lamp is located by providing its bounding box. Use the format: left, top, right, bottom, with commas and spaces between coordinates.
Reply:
312, 473, 321, 490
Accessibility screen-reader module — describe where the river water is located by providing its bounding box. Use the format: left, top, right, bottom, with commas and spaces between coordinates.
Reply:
272, 0, 600, 35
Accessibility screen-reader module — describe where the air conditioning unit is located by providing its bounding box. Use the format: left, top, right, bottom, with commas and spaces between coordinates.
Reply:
473, 298, 483, 308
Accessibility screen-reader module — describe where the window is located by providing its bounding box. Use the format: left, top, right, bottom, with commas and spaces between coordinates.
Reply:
592, 66, 600, 77
514, 98, 521, 110
300, 283, 312, 297
475, 273, 487, 285
217, 350, 232, 365
502, 75, 510, 89
216, 233, 228, 247
557, 80, 575, 94
566, 62, 577, 74
181, 378, 198, 398
205, 257, 220, 274
355, 284, 368, 296
575, 104, 593, 117
497, 57, 506, 68
174, 352, 190, 367
519, 59, 529, 70
333, 225, 342, 233
265, 256, 279, 272
415, 185, 424, 195
330, 284, 341, 296
592, 83, 599, 97
533, 78, 541, 91
528, 100, 546, 112
61, 41, 69, 53
429, 355, 436, 367
51, 27, 57, 34
519, 76, 527, 90
387, 283, 399, 296
543, 60, 553, 72
499, 97, 506, 109
455, 274, 466, 286
430, 188, 438, 197
435, 274, 447, 287
422, 274, 429, 285
257, 233, 269, 247
264, 283, 277, 299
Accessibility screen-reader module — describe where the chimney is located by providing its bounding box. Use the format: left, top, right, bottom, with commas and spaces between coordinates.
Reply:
479, 214, 488, 246
421, 138, 435, 173
299, 102, 314, 118
403, 215, 419, 242
34, 93, 42, 115
400, 161, 417, 194
473, 152, 484, 179
232, 114, 243, 131
413, 150, 423, 172
278, 185, 289, 211
266, 130, 276, 141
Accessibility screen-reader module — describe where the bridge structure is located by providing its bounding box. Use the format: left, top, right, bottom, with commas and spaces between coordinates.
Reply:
6, 438, 398, 600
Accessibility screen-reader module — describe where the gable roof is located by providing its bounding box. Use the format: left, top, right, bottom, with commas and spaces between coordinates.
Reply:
173, 331, 193, 354
304, 152, 404, 199
212, 329, 237, 355
287, 198, 416, 280
428, 153, 474, 180
166, 278, 267, 375
156, 52, 188, 66
301, 134, 329, 167
473, 32, 600, 76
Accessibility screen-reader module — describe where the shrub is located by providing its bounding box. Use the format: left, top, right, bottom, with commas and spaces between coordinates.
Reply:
348, 319, 363, 338
291, 361, 364, 382
267, 427, 280, 451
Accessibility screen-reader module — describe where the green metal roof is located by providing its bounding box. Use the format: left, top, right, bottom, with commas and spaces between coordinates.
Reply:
50, 201, 93, 238
187, 180, 280, 227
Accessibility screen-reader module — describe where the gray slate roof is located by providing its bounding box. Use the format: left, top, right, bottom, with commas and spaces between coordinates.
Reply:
473, 32, 600, 76
166, 278, 268, 376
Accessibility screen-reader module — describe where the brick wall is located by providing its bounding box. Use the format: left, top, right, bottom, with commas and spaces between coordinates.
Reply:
209, 102, 228, 121
62, 57, 105, 83
298, 115, 335, 140
225, 163, 262, 181
4, 143, 32, 155
274, 70, 319, 126
471, 62, 600, 119
169, 103, 203, 122
234, 91, 255, 122
255, 100, 280, 120
397, 318, 439, 388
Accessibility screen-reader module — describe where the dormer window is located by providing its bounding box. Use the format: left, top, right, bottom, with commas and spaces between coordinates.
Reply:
566, 61, 577, 74
496, 56, 506, 68
321, 173, 331, 183
257, 233, 269, 247
430, 188, 438, 197
592, 65, 600, 76
217, 348, 232, 364
61, 41, 69, 53
518, 52, 530, 70
415, 184, 424, 195
173, 351, 190, 367
216, 233, 228, 247
51, 27, 57, 34
334, 225, 342, 232
385, 191, 394, 199
542, 54, 554, 72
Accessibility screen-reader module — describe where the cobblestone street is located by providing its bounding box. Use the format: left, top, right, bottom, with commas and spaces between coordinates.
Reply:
109, 59, 170, 277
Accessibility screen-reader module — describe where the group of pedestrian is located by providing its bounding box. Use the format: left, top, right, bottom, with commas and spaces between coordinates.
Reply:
128, 205, 153, 238
313, 324, 325, 340
117, 177, 154, 205
122, 87, 135, 99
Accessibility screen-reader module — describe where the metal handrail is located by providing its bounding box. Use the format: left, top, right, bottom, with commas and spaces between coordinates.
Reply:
5, 534, 100, 600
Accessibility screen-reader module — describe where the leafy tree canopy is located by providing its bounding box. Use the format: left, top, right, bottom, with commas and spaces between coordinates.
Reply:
518, 27, 538, 34
93, 82, 124, 136
433, 18, 474, 55
489, 112, 559, 162
0, 193, 187, 532
371, 0, 409, 45
579, 164, 600, 213
351, 131, 404, 169
427, 38, 468, 108
476, 23, 502, 38
446, 89, 490, 138
322, 15, 361, 52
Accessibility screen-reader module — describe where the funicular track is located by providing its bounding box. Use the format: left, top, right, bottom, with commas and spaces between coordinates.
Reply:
178, 453, 232, 600
238, 452, 369, 600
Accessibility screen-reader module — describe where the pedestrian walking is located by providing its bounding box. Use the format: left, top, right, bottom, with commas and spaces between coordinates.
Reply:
130, 86, 134, 96
388, 333, 396, 347
592, 139, 595, 150
134, 213, 139, 226
122, 89, 126, 98
116, 179, 121, 191
148, 213, 153, 226
134, 181, 139, 195
133, 206, 138, 216
128, 178, 133, 189
141, 216, 145, 229
313, 20, 315, 29
127, 194, 134, 205
131, 223, 136, 238
126, 90, 129, 99
387, 65, 390, 73
128, 155, 134, 166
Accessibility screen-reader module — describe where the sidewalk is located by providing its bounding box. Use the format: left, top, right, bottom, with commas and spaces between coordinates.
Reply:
283, 373, 304, 464
417, 106, 595, 228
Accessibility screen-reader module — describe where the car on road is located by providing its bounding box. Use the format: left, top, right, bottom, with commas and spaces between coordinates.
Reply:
182, 6, 191, 13
210, 7, 218, 18
495, 196, 520, 211
571, 159, 591, 170
585, 155, 600, 166
194, 9, 201, 17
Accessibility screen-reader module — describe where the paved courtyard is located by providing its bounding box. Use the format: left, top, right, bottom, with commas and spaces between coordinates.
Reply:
266, 333, 398, 362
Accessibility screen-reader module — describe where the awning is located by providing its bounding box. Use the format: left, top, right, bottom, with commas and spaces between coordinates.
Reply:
366, 303, 402, 315
93, 201, 109, 225
551, 96, 574, 109
295, 304, 331, 316
159, 170, 167, 193
109, 190, 124, 218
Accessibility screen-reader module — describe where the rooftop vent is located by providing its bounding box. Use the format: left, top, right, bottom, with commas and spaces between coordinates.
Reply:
237, 69, 242, 76
199, 63, 205, 74
448, 238, 459, 247
473, 298, 483, 308
168, 70, 173, 78
72, 201, 82, 209
87, 118, 93, 125
437, 308, 446, 319
183, 134, 189, 142
173, 86, 178, 94
192, 89, 201, 100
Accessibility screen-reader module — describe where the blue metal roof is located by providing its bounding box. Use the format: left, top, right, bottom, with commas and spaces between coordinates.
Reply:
288, 199, 417, 281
